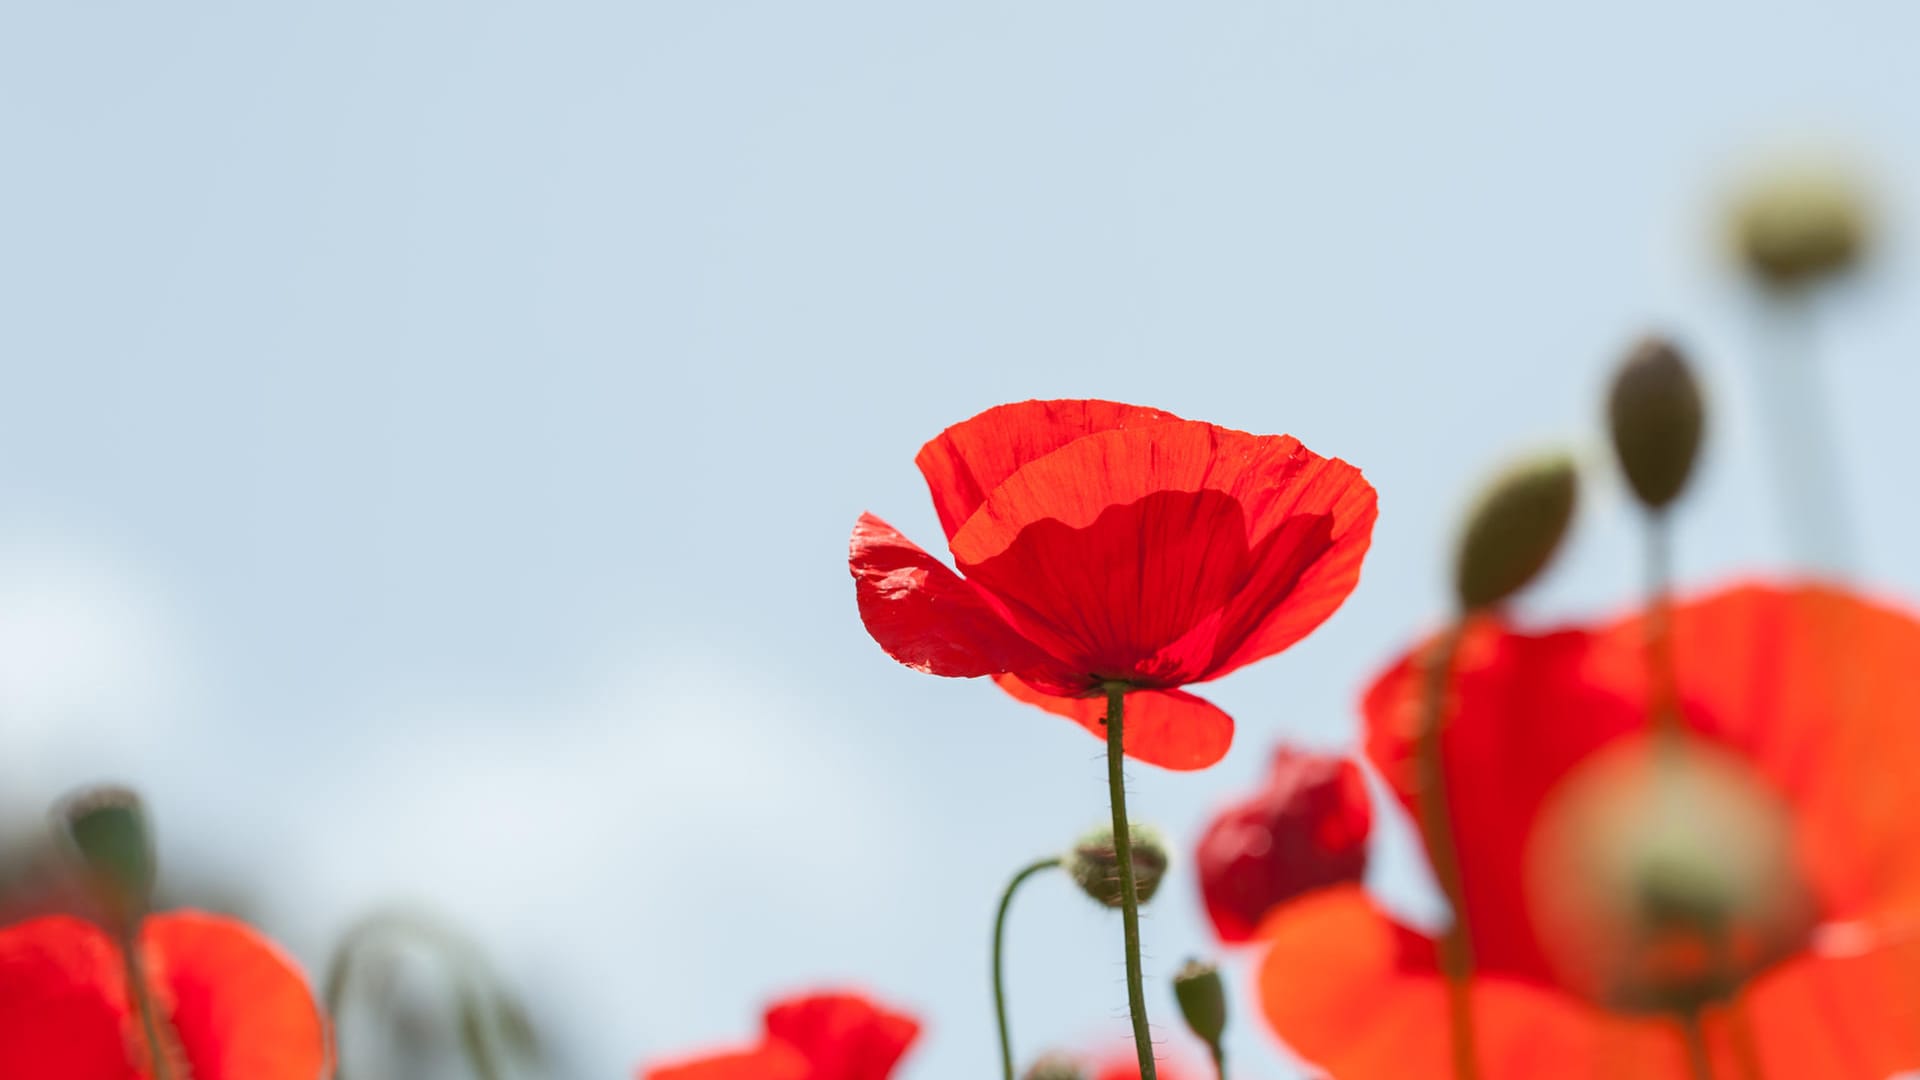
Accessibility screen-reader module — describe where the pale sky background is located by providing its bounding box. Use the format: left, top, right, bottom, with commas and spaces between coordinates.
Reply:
6, 3, 1920, 1077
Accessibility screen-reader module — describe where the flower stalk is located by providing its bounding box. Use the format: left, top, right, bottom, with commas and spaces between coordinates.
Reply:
1103, 683, 1157, 1080
1415, 625, 1481, 1080
993, 855, 1061, 1080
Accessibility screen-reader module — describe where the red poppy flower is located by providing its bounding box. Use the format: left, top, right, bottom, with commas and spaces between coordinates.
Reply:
1257, 582, 1920, 1078
851, 399, 1376, 770
642, 990, 919, 1080
0, 911, 330, 1080
1197, 746, 1372, 943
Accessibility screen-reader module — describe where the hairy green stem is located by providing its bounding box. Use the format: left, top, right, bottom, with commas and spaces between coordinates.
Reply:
119, 931, 176, 1080
1104, 684, 1157, 1080
1682, 1011, 1716, 1080
993, 856, 1061, 1080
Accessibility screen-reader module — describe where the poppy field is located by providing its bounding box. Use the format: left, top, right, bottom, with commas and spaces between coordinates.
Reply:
6, 6, 1920, 1080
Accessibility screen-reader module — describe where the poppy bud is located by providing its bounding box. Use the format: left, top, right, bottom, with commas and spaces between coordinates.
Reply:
1732, 163, 1870, 289
1067, 823, 1169, 909
1608, 336, 1705, 511
54, 785, 156, 932
1453, 452, 1579, 612
1525, 736, 1813, 1014
1171, 958, 1227, 1047
1023, 1054, 1089, 1080
1197, 747, 1371, 942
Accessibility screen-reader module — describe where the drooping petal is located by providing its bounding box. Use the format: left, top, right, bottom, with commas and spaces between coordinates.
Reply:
914, 399, 1181, 542
0, 916, 140, 1080
993, 675, 1232, 770
1256, 886, 1680, 1080
762, 991, 920, 1080
143, 912, 330, 1080
951, 421, 1373, 686
1197, 748, 1371, 943
849, 513, 1061, 680
641, 1043, 811, 1080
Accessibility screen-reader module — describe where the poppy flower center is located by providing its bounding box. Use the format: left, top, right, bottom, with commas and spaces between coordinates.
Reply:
1523, 734, 1818, 1014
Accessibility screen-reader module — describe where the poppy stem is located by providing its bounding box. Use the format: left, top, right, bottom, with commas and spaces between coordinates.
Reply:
1415, 624, 1481, 1080
1751, 290, 1856, 578
1728, 998, 1766, 1080
1681, 1010, 1716, 1080
1644, 511, 1682, 736
1103, 683, 1158, 1080
993, 855, 1062, 1080
117, 930, 176, 1080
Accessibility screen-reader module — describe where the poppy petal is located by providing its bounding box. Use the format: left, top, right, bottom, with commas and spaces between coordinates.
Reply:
762, 992, 920, 1080
1256, 885, 1678, 1080
0, 915, 140, 1080
850, 513, 1059, 679
951, 422, 1373, 686
914, 399, 1181, 542
144, 911, 330, 1080
993, 675, 1232, 770
641, 1043, 812, 1080
1739, 927, 1920, 1078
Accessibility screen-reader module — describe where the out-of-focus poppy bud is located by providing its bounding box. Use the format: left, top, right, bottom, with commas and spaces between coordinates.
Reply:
1454, 452, 1578, 612
1067, 824, 1169, 909
1023, 1053, 1089, 1080
1524, 735, 1813, 1014
1171, 958, 1226, 1047
1197, 748, 1371, 943
55, 785, 155, 932
1608, 336, 1705, 511
1733, 163, 1871, 289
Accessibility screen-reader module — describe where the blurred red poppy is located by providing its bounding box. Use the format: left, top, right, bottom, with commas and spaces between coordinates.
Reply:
1197, 746, 1372, 943
851, 399, 1376, 769
642, 990, 919, 1080
0, 911, 330, 1080
1258, 582, 1920, 1078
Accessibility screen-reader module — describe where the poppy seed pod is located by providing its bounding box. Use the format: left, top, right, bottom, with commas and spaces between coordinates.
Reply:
1023, 1054, 1089, 1080
1524, 736, 1813, 1015
1608, 336, 1705, 511
1453, 452, 1579, 612
1067, 823, 1169, 909
55, 785, 155, 931
1733, 164, 1870, 289
1171, 958, 1227, 1046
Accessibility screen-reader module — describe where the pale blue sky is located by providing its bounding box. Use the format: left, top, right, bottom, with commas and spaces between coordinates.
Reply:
6, 3, 1920, 1077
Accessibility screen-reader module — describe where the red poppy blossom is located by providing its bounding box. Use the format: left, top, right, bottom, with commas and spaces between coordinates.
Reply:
851, 399, 1376, 769
642, 990, 919, 1080
1197, 746, 1372, 943
0, 911, 330, 1080
1257, 582, 1920, 1078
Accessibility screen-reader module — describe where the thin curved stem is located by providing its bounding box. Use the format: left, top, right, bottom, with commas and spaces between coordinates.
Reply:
118, 931, 176, 1080
993, 856, 1061, 1080
1415, 624, 1480, 1080
1208, 1041, 1227, 1080
1645, 511, 1681, 737
1104, 684, 1157, 1080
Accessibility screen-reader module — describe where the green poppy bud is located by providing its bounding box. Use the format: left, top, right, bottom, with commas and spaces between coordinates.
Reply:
1066, 823, 1168, 909
55, 785, 156, 931
1172, 957, 1227, 1047
1453, 452, 1579, 612
1608, 336, 1705, 511
1733, 163, 1871, 289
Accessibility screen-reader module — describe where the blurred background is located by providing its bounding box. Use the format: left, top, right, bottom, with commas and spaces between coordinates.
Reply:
4, 2, 1920, 1076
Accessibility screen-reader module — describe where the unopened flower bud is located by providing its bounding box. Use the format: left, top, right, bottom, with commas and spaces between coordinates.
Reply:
1198, 747, 1371, 942
1172, 958, 1227, 1047
1525, 736, 1812, 1014
1733, 163, 1871, 289
1067, 823, 1168, 909
1453, 452, 1579, 612
55, 785, 156, 931
1022, 1053, 1088, 1080
1608, 336, 1705, 511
